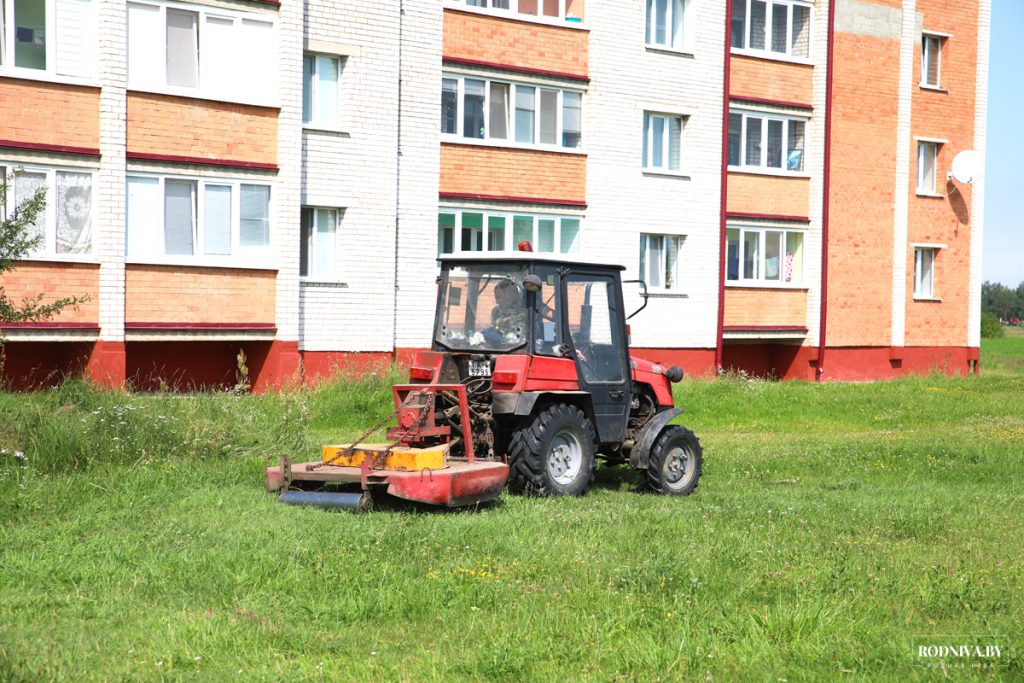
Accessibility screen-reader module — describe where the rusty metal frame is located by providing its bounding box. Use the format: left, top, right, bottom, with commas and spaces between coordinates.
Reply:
391, 383, 475, 463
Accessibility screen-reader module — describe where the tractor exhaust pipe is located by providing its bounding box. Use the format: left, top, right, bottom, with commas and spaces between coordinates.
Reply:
279, 491, 373, 512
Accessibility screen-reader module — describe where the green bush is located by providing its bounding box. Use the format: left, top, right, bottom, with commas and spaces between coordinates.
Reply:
981, 311, 1005, 339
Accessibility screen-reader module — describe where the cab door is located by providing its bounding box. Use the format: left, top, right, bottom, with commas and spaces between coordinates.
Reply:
562, 271, 631, 443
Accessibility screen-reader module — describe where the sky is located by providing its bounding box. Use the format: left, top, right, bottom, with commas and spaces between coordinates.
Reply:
982, 0, 1024, 287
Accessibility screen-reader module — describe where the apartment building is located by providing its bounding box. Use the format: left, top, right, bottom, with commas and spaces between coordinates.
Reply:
0, 0, 989, 388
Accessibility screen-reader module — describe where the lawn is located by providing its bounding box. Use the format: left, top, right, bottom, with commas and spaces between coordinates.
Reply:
1, 341, 1022, 681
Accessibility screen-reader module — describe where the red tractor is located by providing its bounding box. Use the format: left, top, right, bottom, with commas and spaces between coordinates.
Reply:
267, 253, 702, 510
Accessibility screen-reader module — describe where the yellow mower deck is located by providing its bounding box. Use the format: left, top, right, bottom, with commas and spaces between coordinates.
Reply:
321, 443, 448, 471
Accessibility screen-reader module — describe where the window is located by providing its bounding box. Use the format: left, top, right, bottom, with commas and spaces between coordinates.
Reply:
300, 207, 339, 279
728, 110, 806, 172
643, 112, 684, 172
914, 247, 936, 299
639, 234, 682, 290
916, 140, 940, 194
438, 210, 581, 256
731, 0, 810, 59
450, 0, 580, 22
0, 164, 94, 256
921, 34, 944, 88
440, 74, 583, 149
126, 174, 271, 262
646, 0, 689, 51
127, 2, 276, 103
726, 226, 804, 284
0, 0, 96, 77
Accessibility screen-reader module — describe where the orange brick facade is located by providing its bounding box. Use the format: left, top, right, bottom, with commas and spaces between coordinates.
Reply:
443, 9, 588, 77
727, 173, 810, 218
125, 265, 276, 324
0, 79, 100, 151
723, 288, 808, 328
126, 93, 278, 166
0, 262, 100, 323
730, 56, 813, 105
440, 143, 586, 203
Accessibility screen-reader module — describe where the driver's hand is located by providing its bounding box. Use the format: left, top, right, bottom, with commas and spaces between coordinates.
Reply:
575, 348, 588, 363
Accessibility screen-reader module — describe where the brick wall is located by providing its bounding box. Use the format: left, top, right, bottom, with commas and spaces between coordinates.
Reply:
440, 143, 586, 203
724, 288, 808, 327
730, 56, 814, 105
443, 9, 588, 77
0, 79, 99, 150
905, 0, 979, 347
126, 92, 278, 166
0, 262, 100, 323
125, 265, 276, 323
727, 173, 810, 218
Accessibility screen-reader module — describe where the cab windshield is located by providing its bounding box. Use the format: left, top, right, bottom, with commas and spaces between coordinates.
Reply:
435, 264, 529, 352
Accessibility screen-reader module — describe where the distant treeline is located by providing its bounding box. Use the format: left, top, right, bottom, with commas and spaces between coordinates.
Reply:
982, 281, 1024, 322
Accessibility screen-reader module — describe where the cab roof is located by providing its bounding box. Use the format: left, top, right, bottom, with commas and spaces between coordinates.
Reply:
438, 252, 626, 271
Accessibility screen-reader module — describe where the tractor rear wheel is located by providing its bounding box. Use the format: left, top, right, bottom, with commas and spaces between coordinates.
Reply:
646, 426, 703, 496
508, 404, 596, 496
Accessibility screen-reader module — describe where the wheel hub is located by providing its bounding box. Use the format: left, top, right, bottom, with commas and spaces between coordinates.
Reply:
663, 447, 691, 486
547, 430, 583, 485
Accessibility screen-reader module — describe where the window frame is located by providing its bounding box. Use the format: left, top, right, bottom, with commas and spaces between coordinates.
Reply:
445, 0, 584, 28
639, 232, 684, 292
125, 171, 274, 268
920, 32, 947, 89
645, 0, 692, 52
730, 0, 813, 63
441, 73, 585, 153
302, 52, 343, 131
437, 208, 582, 257
915, 139, 943, 196
728, 109, 808, 175
300, 206, 340, 281
0, 0, 98, 83
0, 162, 97, 261
642, 110, 686, 174
725, 224, 806, 287
912, 245, 943, 300
126, 0, 278, 107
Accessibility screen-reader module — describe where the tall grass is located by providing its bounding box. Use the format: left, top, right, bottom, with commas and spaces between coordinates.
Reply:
0, 347, 1022, 681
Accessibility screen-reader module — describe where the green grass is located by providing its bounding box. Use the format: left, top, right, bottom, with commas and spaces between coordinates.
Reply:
1, 347, 1023, 681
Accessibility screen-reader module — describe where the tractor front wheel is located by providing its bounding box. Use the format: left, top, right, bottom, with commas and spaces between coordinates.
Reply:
508, 404, 596, 496
646, 426, 703, 496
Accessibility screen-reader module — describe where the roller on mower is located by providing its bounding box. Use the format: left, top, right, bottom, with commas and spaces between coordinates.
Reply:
266, 251, 703, 511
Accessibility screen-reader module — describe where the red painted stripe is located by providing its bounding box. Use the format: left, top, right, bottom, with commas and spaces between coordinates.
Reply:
0, 139, 101, 156
723, 325, 808, 333
730, 95, 813, 111
727, 211, 811, 223
125, 322, 276, 331
0, 322, 99, 330
126, 152, 278, 171
715, 0, 734, 372
442, 55, 589, 83
817, 0, 837, 381
439, 191, 587, 208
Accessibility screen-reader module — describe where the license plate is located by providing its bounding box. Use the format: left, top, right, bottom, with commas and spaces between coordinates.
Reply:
468, 360, 491, 377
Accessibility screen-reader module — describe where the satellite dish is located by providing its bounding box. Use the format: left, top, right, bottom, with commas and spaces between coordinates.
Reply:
950, 150, 982, 184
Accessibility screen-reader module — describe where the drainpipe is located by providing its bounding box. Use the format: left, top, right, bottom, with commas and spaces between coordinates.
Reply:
391, 0, 405, 359
816, 0, 837, 381
715, 0, 734, 373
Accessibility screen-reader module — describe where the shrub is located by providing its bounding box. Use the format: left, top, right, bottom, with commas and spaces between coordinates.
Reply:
981, 311, 1005, 339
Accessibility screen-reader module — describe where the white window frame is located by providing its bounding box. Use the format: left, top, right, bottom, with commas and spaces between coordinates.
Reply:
642, 111, 686, 174
915, 138, 943, 196
645, 0, 692, 53
639, 233, 683, 292
446, 0, 584, 28
441, 73, 584, 152
912, 245, 943, 300
725, 225, 806, 287
731, 0, 813, 63
728, 109, 808, 175
0, 0, 98, 83
302, 52, 342, 131
0, 162, 97, 260
920, 32, 948, 89
300, 206, 340, 280
126, 0, 278, 107
125, 171, 274, 268
437, 208, 582, 256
